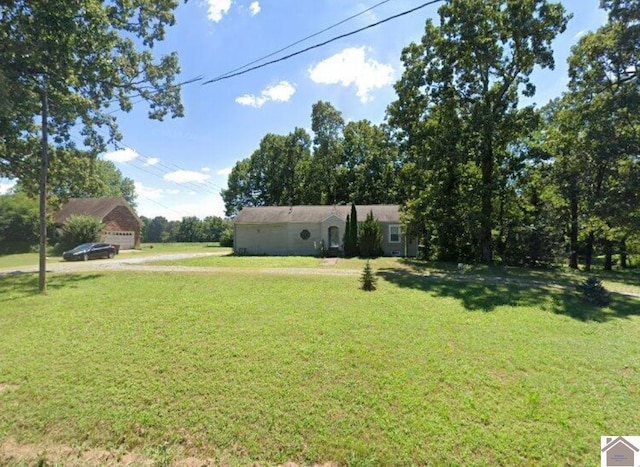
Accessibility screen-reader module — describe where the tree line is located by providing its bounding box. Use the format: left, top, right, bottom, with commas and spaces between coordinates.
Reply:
140, 215, 232, 245
223, 0, 639, 270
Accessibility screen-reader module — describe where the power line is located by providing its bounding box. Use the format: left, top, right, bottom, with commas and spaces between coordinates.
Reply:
213, 0, 394, 81
202, 0, 444, 85
137, 194, 202, 219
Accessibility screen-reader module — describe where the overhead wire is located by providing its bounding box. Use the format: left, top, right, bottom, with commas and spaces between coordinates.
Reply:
136, 194, 202, 219
74, 0, 446, 218
201, 0, 444, 85
212, 0, 394, 81
102, 0, 401, 113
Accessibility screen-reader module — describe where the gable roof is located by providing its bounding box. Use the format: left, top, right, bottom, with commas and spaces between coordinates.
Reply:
54, 197, 140, 226
234, 205, 402, 224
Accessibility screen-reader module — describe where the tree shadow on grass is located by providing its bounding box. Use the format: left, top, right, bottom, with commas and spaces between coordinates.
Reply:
396, 258, 640, 288
0, 273, 104, 302
378, 268, 640, 323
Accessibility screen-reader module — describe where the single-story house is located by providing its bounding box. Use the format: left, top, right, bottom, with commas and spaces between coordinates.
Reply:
54, 197, 142, 249
233, 204, 417, 257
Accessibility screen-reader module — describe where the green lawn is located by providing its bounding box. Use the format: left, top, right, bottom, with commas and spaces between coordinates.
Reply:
0, 269, 638, 465
150, 254, 640, 296
0, 252, 64, 270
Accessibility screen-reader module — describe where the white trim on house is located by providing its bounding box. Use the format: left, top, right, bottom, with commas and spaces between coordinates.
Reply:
389, 224, 402, 243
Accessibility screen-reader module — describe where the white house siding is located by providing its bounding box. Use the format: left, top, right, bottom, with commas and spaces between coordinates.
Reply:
233, 205, 419, 257
235, 223, 288, 255
379, 222, 419, 257
286, 223, 322, 255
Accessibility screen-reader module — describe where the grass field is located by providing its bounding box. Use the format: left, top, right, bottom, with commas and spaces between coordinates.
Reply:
1, 266, 639, 465
151, 255, 640, 296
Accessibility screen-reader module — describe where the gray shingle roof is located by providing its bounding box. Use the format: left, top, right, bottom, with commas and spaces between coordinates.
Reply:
233, 205, 402, 224
53, 197, 140, 225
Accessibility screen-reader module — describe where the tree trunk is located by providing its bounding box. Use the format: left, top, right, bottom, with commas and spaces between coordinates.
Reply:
480, 119, 494, 264
38, 83, 49, 294
569, 194, 579, 269
620, 239, 628, 269
603, 239, 613, 271
584, 231, 595, 273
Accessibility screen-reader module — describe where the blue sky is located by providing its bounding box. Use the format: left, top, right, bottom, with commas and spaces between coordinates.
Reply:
0, 0, 608, 220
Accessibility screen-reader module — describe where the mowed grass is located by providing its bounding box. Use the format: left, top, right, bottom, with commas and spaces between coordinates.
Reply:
149, 254, 640, 295
0, 270, 639, 465
0, 252, 64, 269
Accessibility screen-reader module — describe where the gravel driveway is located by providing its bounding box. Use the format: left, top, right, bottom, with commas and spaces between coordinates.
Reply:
0, 252, 223, 277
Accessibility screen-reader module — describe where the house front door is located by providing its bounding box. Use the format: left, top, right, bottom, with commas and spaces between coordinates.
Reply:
328, 226, 340, 248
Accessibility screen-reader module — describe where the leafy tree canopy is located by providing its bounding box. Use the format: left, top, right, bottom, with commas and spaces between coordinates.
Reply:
0, 0, 184, 179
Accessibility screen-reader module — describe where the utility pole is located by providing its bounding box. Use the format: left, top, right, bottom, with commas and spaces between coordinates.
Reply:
38, 79, 49, 294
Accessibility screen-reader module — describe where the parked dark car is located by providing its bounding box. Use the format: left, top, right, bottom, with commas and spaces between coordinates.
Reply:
62, 243, 119, 261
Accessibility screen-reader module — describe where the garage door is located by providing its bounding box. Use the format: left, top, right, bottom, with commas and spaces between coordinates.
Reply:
102, 231, 135, 249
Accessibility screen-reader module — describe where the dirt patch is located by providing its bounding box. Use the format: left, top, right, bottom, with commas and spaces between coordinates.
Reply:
0, 383, 18, 394
0, 439, 341, 466
0, 439, 152, 466
173, 457, 218, 466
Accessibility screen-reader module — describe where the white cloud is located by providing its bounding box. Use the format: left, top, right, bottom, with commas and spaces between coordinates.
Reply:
166, 189, 181, 195
205, 0, 231, 22
188, 191, 197, 196
164, 170, 211, 184
144, 157, 159, 166
264, 81, 296, 102
235, 81, 296, 108
0, 179, 16, 195
236, 94, 267, 108
103, 148, 139, 163
217, 168, 232, 176
308, 47, 394, 102
249, 1, 260, 16
201, 167, 211, 173
134, 181, 164, 200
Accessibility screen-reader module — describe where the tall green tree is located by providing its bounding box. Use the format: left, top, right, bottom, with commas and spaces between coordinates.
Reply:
177, 217, 204, 243
388, 0, 569, 263
359, 211, 383, 258
563, 0, 640, 271
309, 101, 345, 204
343, 120, 400, 205
0, 0, 184, 292
343, 203, 359, 258
0, 193, 39, 254
222, 128, 311, 216
141, 216, 169, 243
15, 156, 137, 207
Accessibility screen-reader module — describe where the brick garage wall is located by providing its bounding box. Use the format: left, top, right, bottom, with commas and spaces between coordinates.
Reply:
102, 206, 141, 247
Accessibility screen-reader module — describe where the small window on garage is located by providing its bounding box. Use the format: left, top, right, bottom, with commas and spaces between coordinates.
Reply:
300, 229, 311, 240
389, 225, 402, 243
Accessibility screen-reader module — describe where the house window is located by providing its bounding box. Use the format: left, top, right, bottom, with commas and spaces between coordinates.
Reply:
328, 226, 339, 248
300, 229, 310, 240
389, 225, 402, 243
